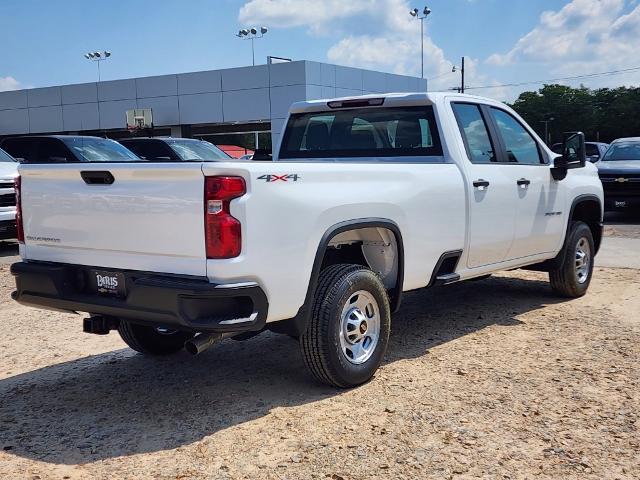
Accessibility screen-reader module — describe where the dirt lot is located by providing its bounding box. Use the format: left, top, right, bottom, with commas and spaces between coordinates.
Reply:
0, 263, 638, 480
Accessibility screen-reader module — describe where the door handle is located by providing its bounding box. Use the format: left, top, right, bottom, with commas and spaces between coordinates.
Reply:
472, 179, 490, 189
81, 171, 115, 185
517, 178, 531, 187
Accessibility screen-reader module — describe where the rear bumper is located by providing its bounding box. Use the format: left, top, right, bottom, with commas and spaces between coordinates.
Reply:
0, 219, 16, 240
11, 261, 268, 333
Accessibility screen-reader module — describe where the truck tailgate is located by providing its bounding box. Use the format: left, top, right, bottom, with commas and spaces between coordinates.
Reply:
20, 163, 207, 276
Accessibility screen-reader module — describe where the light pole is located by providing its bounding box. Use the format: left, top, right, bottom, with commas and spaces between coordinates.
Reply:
236, 27, 268, 66
539, 115, 555, 145
409, 6, 431, 79
452, 56, 465, 93
84, 51, 111, 82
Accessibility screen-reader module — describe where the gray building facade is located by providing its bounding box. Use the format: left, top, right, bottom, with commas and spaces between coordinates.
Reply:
0, 60, 427, 151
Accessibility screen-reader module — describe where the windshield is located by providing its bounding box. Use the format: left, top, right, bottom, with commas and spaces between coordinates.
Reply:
166, 139, 230, 161
0, 148, 16, 163
61, 137, 141, 162
602, 142, 640, 161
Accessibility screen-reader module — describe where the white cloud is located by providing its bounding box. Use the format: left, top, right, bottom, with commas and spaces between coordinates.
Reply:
487, 0, 640, 78
239, 0, 488, 93
0, 76, 22, 92
326, 33, 449, 78
239, 0, 640, 101
239, 0, 368, 33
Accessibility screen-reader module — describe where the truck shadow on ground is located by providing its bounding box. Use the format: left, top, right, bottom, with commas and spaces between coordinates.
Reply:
0, 274, 564, 465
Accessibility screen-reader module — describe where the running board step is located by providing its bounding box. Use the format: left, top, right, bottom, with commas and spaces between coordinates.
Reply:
434, 273, 461, 286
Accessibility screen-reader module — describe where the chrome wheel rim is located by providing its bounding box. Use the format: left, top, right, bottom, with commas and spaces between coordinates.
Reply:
339, 290, 380, 365
575, 236, 591, 284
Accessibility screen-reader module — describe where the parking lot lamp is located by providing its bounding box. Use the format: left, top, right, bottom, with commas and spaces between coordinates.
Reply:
236, 27, 268, 66
84, 51, 111, 82
452, 57, 465, 93
409, 6, 431, 79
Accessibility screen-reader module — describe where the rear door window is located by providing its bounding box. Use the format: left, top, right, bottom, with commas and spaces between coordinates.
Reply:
452, 103, 496, 164
123, 140, 175, 161
35, 139, 73, 163
280, 106, 443, 160
1, 139, 36, 163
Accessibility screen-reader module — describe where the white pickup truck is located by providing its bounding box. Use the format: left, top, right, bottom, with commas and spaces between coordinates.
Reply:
11, 92, 603, 387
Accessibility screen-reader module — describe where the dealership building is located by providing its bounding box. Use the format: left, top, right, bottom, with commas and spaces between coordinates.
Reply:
0, 60, 427, 153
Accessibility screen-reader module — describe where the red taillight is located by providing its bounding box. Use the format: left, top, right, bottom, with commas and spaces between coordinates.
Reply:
14, 175, 24, 243
205, 176, 245, 259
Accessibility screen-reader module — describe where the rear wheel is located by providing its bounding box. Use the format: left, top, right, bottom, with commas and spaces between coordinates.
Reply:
549, 221, 595, 298
300, 264, 391, 388
117, 320, 193, 355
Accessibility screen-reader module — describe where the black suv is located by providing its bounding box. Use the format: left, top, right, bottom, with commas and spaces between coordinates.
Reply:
0, 135, 139, 164
119, 137, 230, 161
597, 137, 640, 211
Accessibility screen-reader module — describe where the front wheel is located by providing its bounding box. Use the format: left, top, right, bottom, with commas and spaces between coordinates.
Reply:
300, 264, 391, 388
117, 320, 193, 355
549, 221, 595, 298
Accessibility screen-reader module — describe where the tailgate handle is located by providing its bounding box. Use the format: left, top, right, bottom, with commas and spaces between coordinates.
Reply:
81, 171, 114, 185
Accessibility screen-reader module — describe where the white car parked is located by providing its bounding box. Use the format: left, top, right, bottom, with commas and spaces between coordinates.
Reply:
11, 92, 603, 387
0, 148, 18, 240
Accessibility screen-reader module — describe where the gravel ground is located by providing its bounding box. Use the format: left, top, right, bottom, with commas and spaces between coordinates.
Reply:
603, 212, 640, 239
0, 265, 638, 480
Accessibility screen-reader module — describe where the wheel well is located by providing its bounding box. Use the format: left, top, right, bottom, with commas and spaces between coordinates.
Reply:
571, 199, 602, 253
321, 227, 400, 294
269, 221, 404, 337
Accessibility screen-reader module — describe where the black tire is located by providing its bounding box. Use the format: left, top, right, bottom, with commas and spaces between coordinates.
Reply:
117, 320, 193, 355
549, 221, 595, 298
300, 264, 391, 388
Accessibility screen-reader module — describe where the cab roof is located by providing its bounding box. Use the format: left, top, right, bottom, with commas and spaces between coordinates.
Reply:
288, 91, 502, 114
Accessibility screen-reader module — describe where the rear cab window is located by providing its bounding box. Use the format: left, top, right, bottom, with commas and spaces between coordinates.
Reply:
279, 105, 443, 161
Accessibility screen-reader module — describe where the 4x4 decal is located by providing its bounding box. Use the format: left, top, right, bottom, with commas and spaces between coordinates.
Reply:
257, 174, 301, 182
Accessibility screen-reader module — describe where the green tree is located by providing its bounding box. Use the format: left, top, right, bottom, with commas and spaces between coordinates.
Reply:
509, 84, 640, 144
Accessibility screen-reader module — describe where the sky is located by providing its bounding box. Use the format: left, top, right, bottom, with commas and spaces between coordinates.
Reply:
1, 0, 639, 101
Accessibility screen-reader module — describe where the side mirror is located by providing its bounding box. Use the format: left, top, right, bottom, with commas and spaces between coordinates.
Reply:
551, 132, 586, 180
